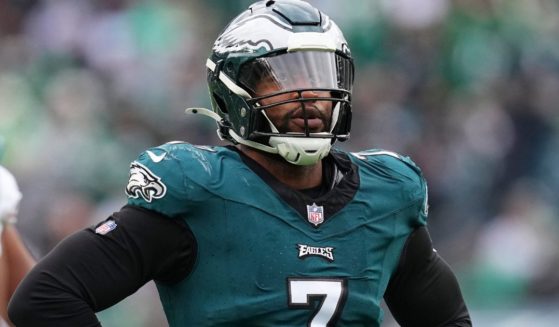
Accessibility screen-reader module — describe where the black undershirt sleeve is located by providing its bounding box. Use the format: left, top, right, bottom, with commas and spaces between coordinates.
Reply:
384, 227, 472, 327
8, 205, 196, 327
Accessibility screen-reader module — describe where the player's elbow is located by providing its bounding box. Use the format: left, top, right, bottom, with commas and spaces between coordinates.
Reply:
7, 287, 32, 326
7, 273, 52, 326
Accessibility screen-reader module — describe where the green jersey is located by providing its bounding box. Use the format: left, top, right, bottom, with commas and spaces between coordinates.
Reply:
127, 143, 428, 326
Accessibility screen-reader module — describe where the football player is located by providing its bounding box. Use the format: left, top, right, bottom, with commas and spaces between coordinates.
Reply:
9, 1, 471, 326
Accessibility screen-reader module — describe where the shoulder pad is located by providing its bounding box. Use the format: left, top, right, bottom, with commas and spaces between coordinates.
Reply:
351, 149, 429, 224
125, 142, 223, 217
350, 149, 423, 175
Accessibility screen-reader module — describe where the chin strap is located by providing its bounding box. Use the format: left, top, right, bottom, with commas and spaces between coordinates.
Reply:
185, 107, 279, 154
185, 107, 229, 142
185, 107, 222, 122
185, 107, 330, 166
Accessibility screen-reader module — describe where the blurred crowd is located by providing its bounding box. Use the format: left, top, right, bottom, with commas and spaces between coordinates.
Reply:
1, 0, 558, 325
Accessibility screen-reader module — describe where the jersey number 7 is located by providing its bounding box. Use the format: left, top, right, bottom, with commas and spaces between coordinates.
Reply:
287, 278, 347, 327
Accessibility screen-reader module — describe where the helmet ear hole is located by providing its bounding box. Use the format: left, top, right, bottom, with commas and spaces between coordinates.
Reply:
212, 92, 228, 114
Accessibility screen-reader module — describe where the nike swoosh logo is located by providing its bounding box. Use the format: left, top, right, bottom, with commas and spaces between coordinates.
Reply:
146, 150, 166, 163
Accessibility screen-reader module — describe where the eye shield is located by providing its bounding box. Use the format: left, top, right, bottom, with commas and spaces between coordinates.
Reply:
239, 50, 353, 97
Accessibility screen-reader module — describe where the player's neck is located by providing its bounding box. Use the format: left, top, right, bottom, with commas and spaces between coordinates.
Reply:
239, 145, 323, 190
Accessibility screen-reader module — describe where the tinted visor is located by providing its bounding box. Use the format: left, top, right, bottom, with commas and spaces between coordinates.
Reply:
239, 51, 353, 97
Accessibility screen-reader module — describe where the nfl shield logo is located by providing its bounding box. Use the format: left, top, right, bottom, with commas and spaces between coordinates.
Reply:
306, 203, 325, 226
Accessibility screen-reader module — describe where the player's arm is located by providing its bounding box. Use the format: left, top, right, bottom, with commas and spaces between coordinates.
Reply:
384, 226, 472, 327
0, 225, 36, 322
0, 164, 36, 323
8, 205, 197, 327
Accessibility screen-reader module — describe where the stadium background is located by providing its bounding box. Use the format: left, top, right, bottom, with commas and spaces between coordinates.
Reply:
1, 0, 558, 325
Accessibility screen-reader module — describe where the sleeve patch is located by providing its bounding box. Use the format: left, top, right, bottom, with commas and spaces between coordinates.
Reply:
95, 219, 118, 235
125, 161, 167, 203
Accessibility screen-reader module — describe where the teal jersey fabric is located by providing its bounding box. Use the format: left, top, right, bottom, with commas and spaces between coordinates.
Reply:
127, 143, 428, 327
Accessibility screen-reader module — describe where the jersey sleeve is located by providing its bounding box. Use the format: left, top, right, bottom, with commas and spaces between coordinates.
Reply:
125, 143, 208, 218
397, 153, 429, 227
352, 149, 429, 227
